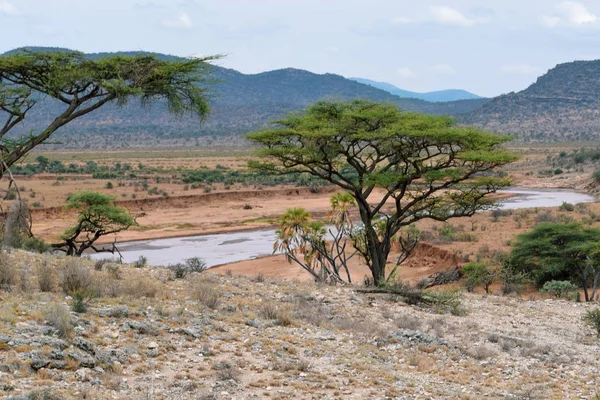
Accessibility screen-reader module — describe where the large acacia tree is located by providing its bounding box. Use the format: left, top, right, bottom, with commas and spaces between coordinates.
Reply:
248, 100, 517, 286
508, 223, 600, 302
0, 49, 219, 177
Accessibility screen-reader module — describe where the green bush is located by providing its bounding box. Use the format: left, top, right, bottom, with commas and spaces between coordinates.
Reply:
462, 262, 494, 294
540, 280, 578, 299
583, 308, 600, 337
500, 267, 529, 295
134, 255, 147, 268
559, 202, 574, 212
71, 290, 92, 313
593, 169, 600, 184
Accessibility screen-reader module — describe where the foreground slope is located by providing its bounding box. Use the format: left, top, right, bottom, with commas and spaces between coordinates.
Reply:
464, 59, 600, 141
0, 250, 599, 399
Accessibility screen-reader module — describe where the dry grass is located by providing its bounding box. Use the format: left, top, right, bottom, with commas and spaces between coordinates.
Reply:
43, 302, 72, 338
36, 261, 55, 292
121, 277, 159, 298
192, 282, 220, 309
59, 260, 92, 295
0, 254, 17, 289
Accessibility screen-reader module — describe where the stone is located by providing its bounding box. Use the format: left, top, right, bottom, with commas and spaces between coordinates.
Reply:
246, 319, 263, 328
68, 349, 96, 368
50, 349, 65, 360
147, 341, 159, 350
122, 320, 155, 335
73, 337, 95, 354
36, 337, 69, 350
98, 306, 129, 318
75, 368, 90, 382
146, 349, 159, 358
50, 360, 67, 370
30, 359, 50, 371
175, 328, 204, 339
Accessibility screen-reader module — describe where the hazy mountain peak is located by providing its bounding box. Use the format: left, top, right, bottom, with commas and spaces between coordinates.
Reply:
349, 77, 482, 103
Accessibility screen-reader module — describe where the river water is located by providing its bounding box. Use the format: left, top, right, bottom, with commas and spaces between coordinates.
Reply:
94, 188, 596, 267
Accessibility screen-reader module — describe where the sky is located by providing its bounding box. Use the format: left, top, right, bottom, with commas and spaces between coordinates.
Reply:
1, 0, 600, 97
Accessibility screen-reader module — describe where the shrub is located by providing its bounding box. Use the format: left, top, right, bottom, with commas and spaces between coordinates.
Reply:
193, 282, 220, 309
500, 268, 529, 295
559, 202, 575, 212
186, 257, 207, 273
122, 278, 158, 298
553, 168, 563, 175
0, 255, 17, 289
59, 261, 92, 295
583, 308, 600, 337
169, 257, 207, 278
259, 302, 279, 320
44, 302, 72, 338
540, 280, 578, 299
37, 261, 54, 292
593, 169, 600, 184
462, 262, 494, 294
169, 263, 189, 279
105, 264, 122, 280
71, 290, 94, 313
534, 211, 558, 224
94, 258, 110, 271
133, 255, 147, 268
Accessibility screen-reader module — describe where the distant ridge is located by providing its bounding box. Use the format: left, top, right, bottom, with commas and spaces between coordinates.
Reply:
0, 47, 487, 149
349, 77, 482, 102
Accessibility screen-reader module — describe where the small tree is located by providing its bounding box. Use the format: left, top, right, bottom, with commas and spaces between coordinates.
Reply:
462, 262, 495, 294
275, 192, 360, 284
52, 191, 136, 257
249, 100, 516, 286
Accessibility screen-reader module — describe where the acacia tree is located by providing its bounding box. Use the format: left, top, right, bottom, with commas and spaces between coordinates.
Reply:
0, 50, 219, 177
52, 191, 136, 257
508, 223, 600, 302
249, 100, 516, 286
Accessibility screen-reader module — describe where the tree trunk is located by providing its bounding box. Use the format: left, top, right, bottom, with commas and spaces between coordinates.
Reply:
355, 194, 391, 287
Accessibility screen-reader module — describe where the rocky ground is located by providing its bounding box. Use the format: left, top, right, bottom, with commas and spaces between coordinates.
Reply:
0, 250, 599, 399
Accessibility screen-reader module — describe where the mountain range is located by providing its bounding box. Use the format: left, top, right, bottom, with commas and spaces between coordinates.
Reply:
348, 78, 481, 102
2, 47, 600, 147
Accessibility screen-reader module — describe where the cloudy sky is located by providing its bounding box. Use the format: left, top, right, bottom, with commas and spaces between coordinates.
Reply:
1, 0, 599, 97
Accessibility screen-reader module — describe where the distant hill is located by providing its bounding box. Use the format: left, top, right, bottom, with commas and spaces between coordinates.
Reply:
1, 47, 487, 149
463, 60, 600, 141
349, 78, 482, 102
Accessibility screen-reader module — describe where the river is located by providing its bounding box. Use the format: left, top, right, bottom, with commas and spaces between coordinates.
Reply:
94, 187, 597, 267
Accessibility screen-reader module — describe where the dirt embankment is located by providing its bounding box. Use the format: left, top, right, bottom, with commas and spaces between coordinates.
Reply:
24, 186, 339, 220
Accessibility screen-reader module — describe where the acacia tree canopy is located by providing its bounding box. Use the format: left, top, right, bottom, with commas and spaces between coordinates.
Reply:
53, 191, 136, 257
508, 222, 600, 301
0, 50, 220, 177
248, 100, 517, 286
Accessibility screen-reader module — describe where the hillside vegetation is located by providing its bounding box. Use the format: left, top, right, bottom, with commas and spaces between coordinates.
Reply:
464, 60, 600, 141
